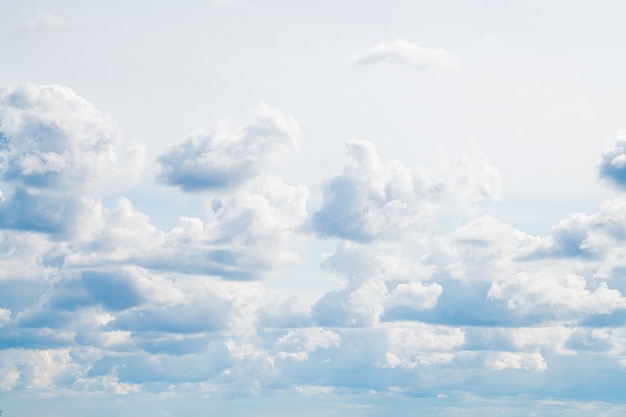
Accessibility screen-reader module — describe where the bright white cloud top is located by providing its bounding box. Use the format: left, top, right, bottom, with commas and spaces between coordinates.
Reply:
2, 2, 626, 417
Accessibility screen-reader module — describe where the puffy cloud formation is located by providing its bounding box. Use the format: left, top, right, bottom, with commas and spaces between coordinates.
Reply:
61, 177, 308, 279
599, 131, 626, 189
0, 83, 145, 236
147, 176, 309, 278
0, 83, 143, 192
0, 85, 307, 279
355, 39, 458, 70
312, 139, 501, 242
5, 83, 626, 408
313, 241, 442, 326
157, 103, 301, 191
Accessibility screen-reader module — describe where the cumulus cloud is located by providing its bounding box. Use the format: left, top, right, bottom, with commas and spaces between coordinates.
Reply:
313, 241, 442, 327
312, 139, 432, 242
488, 272, 626, 316
311, 139, 501, 242
0, 91, 310, 281
355, 39, 457, 70
157, 103, 300, 191
429, 215, 536, 282
6, 81, 626, 405
522, 199, 626, 285
600, 131, 626, 189
55, 177, 307, 280
136, 176, 307, 279
0, 84, 144, 192
0, 83, 145, 236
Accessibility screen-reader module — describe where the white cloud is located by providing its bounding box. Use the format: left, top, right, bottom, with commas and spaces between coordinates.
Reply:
60, 176, 307, 280
312, 140, 501, 243
429, 215, 536, 282
144, 176, 309, 278
488, 272, 626, 315
311, 139, 432, 242
275, 327, 341, 361
0, 84, 144, 193
484, 351, 547, 372
157, 103, 300, 191
355, 39, 458, 70
313, 241, 442, 326
0, 83, 145, 237
379, 322, 464, 368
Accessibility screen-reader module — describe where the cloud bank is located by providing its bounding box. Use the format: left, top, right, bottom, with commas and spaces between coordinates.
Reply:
2, 83, 626, 410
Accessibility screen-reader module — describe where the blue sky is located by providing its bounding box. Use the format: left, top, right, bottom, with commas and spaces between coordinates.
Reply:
2, 1, 626, 416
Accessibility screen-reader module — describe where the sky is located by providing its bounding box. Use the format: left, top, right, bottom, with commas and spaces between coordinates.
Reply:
2, 1, 626, 416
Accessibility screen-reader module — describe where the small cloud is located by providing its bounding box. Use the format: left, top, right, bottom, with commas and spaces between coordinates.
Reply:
23, 12, 68, 31
354, 38, 457, 71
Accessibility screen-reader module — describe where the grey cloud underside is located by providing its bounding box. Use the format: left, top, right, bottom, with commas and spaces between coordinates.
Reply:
110, 305, 227, 333
599, 132, 626, 189
157, 104, 300, 191
4, 84, 626, 401
0, 188, 73, 233
601, 163, 626, 188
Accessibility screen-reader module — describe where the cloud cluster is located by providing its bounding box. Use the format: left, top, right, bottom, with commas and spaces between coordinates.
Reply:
355, 39, 458, 70
4, 83, 626, 406
0, 83, 145, 237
